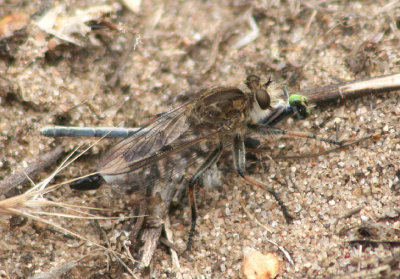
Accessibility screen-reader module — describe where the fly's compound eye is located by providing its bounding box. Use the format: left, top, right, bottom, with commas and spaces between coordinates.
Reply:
255, 89, 271, 110
288, 94, 311, 119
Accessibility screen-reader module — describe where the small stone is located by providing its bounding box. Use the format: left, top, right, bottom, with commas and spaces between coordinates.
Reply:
360, 215, 369, 222
220, 263, 226, 272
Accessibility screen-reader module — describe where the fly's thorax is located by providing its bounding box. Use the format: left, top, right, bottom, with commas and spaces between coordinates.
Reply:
190, 86, 251, 129
248, 99, 273, 124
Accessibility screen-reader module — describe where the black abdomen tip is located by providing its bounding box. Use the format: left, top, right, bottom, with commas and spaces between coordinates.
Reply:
70, 174, 104, 190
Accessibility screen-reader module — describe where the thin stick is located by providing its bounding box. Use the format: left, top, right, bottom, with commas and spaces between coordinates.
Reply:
299, 73, 400, 104
0, 146, 64, 197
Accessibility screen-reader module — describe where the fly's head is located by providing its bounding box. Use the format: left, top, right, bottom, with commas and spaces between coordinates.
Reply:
245, 75, 272, 110
288, 94, 311, 119
246, 75, 274, 123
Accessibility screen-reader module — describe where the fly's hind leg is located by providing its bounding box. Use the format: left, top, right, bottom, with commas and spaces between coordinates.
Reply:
232, 133, 294, 223
248, 123, 343, 146
186, 143, 223, 251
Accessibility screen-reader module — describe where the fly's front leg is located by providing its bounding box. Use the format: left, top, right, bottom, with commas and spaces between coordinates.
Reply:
233, 133, 294, 223
248, 123, 343, 146
186, 143, 223, 251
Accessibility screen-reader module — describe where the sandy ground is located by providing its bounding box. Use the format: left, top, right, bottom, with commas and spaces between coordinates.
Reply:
0, 0, 399, 278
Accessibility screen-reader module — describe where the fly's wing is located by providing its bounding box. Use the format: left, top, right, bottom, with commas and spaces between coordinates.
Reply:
98, 102, 221, 178
98, 103, 190, 175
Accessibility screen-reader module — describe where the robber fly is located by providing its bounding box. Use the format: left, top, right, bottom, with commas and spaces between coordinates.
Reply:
72, 75, 342, 250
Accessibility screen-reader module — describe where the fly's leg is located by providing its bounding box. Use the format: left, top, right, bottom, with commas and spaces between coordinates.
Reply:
248, 123, 343, 146
186, 143, 223, 251
233, 134, 294, 223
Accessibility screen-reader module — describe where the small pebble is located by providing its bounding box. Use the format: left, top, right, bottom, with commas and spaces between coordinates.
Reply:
241, 248, 280, 279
